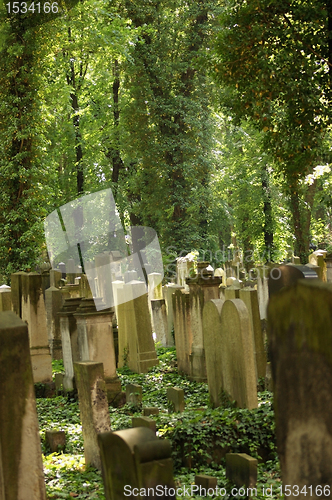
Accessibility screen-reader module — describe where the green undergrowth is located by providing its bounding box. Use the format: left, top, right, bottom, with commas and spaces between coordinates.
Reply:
37, 347, 282, 499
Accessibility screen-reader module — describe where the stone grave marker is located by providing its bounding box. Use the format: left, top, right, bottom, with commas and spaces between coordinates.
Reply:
45, 430, 66, 453
239, 288, 267, 379
132, 416, 156, 434
98, 427, 176, 500
226, 453, 257, 489
268, 264, 318, 297
162, 283, 183, 346
0, 311, 47, 500
268, 280, 332, 496
220, 299, 257, 409
172, 289, 192, 376
143, 407, 159, 416
0, 285, 12, 312
21, 272, 53, 383
45, 286, 63, 359
151, 299, 171, 346
202, 299, 224, 407
10, 271, 27, 318
167, 387, 185, 413
74, 361, 111, 470
58, 297, 82, 392
195, 475, 218, 490
126, 383, 143, 407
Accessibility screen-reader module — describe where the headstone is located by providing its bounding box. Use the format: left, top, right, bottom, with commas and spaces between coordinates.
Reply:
58, 297, 82, 392
117, 281, 158, 373
79, 274, 93, 299
172, 289, 192, 376
143, 407, 159, 416
126, 383, 143, 407
95, 252, 114, 308
132, 417, 156, 434
10, 271, 27, 317
0, 286, 12, 312
268, 280, 332, 494
45, 286, 63, 359
148, 272, 163, 300
176, 254, 195, 290
21, 273, 52, 383
54, 373, 64, 394
58, 262, 66, 279
214, 267, 226, 286
220, 299, 257, 409
98, 427, 176, 500
268, 264, 318, 296
124, 270, 138, 283
50, 269, 62, 288
75, 298, 121, 399
74, 361, 111, 470
151, 299, 171, 346
195, 475, 218, 490
45, 430, 66, 453
325, 253, 332, 282
226, 277, 241, 287
224, 285, 240, 299
239, 288, 267, 380
256, 264, 272, 320
309, 249, 327, 282
226, 453, 257, 489
167, 387, 185, 413
0, 311, 47, 500
162, 284, 183, 346
202, 299, 224, 407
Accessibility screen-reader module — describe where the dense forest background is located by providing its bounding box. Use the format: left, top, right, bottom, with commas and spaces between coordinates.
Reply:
1, 0, 332, 280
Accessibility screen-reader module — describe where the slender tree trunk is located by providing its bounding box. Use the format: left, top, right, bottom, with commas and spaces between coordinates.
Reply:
261, 165, 274, 261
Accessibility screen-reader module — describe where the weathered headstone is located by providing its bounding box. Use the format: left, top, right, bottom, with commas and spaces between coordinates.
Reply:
58, 297, 82, 392
239, 288, 266, 380
132, 416, 156, 434
75, 298, 121, 399
0, 311, 46, 500
10, 271, 27, 318
126, 383, 143, 407
143, 407, 159, 416
45, 430, 66, 453
309, 249, 327, 282
195, 475, 218, 490
74, 361, 111, 470
220, 299, 257, 409
162, 283, 183, 346
167, 387, 185, 413
268, 280, 332, 496
95, 252, 114, 308
50, 269, 62, 289
202, 299, 224, 407
98, 427, 176, 500
224, 285, 240, 300
176, 254, 195, 290
0, 285, 12, 312
117, 281, 158, 373
45, 286, 63, 359
172, 289, 192, 376
268, 264, 318, 297
256, 264, 272, 320
226, 453, 257, 489
21, 272, 52, 383
151, 299, 171, 346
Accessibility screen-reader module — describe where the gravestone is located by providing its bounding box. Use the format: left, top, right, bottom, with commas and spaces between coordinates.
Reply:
167, 387, 185, 413
95, 252, 114, 309
268, 280, 332, 496
117, 281, 158, 373
143, 407, 159, 416
98, 427, 176, 500
268, 264, 319, 297
309, 249, 327, 282
220, 299, 257, 409
0, 311, 46, 500
132, 416, 156, 434
202, 299, 224, 407
75, 299, 121, 399
0, 285, 12, 312
45, 430, 66, 453
224, 285, 240, 300
74, 362, 111, 470
21, 272, 52, 383
256, 264, 272, 320
58, 297, 82, 392
151, 299, 171, 346
195, 475, 217, 490
172, 289, 192, 376
239, 288, 266, 380
126, 383, 143, 407
162, 283, 183, 346
226, 453, 257, 489
10, 271, 27, 318
50, 269, 62, 289
148, 272, 163, 301
176, 254, 195, 290
45, 286, 63, 359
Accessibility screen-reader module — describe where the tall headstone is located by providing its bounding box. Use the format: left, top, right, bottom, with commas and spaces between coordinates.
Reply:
148, 272, 163, 301
220, 299, 257, 409
163, 283, 183, 346
0, 285, 12, 312
75, 298, 121, 398
0, 311, 46, 500
151, 299, 171, 346
58, 297, 82, 392
45, 286, 63, 359
50, 269, 62, 289
95, 252, 114, 309
309, 249, 327, 282
74, 361, 111, 471
176, 255, 195, 290
10, 271, 27, 318
239, 288, 266, 380
21, 273, 52, 383
268, 280, 332, 496
256, 264, 272, 320
172, 289, 192, 376
117, 281, 158, 373
202, 299, 224, 407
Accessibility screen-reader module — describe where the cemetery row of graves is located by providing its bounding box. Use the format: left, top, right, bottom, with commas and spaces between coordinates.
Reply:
0, 248, 331, 499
